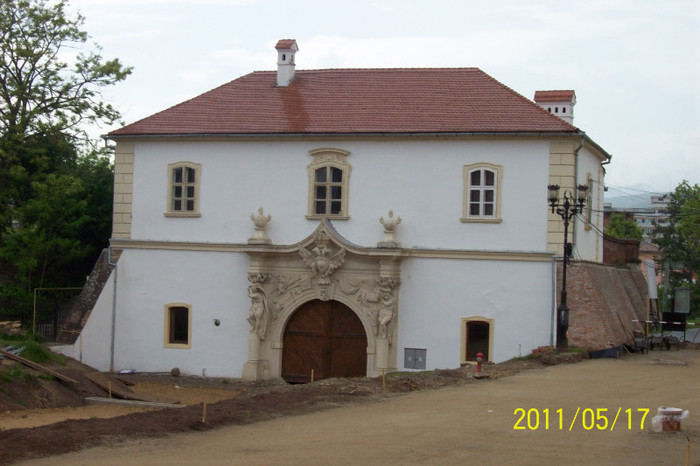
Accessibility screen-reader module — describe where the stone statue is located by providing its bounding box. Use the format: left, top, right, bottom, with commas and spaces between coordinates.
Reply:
248, 207, 272, 244
377, 277, 400, 339
378, 291, 394, 339
247, 284, 269, 339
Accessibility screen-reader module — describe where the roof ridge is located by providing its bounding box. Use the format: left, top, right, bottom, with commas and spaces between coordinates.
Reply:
250, 67, 483, 73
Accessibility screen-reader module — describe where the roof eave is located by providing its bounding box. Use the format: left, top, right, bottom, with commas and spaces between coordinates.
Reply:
104, 130, 585, 141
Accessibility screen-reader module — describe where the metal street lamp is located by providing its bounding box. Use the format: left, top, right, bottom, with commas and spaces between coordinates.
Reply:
548, 184, 588, 351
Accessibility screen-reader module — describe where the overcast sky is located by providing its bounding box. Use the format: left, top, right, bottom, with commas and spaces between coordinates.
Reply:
68, 0, 699, 197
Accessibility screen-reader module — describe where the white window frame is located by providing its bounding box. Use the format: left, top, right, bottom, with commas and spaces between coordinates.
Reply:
461, 163, 503, 223
306, 148, 351, 220
165, 162, 201, 217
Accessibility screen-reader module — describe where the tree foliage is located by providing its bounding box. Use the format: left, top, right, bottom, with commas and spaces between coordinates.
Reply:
0, 0, 125, 322
0, 0, 130, 226
654, 181, 700, 317
606, 213, 643, 241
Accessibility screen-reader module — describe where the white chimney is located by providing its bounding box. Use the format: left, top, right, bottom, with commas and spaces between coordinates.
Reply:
275, 39, 298, 87
534, 90, 576, 124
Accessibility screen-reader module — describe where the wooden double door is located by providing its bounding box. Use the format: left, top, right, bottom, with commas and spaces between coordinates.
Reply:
282, 300, 367, 384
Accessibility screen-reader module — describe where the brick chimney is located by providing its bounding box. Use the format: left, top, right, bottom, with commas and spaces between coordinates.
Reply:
534, 90, 576, 124
275, 39, 298, 87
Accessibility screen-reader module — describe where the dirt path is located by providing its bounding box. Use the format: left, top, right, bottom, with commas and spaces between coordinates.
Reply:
0, 382, 241, 430
19, 351, 699, 465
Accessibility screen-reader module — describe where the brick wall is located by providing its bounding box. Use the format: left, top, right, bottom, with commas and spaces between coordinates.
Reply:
603, 234, 640, 265
558, 261, 647, 350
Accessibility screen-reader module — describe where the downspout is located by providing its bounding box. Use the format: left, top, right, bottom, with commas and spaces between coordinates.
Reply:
551, 255, 564, 346
107, 246, 118, 373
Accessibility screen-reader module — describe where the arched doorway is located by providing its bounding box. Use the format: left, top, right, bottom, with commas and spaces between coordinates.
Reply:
282, 300, 367, 383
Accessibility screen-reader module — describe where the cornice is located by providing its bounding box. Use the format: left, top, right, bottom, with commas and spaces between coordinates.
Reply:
109, 238, 553, 263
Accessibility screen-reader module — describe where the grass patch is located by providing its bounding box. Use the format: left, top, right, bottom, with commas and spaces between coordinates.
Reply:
0, 332, 28, 342
0, 337, 67, 365
0, 367, 23, 382
18, 341, 52, 363
506, 354, 542, 362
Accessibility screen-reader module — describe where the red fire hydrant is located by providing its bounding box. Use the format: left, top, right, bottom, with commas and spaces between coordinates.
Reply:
476, 352, 483, 376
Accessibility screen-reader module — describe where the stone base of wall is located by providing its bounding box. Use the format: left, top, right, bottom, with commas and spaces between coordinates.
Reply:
559, 261, 648, 350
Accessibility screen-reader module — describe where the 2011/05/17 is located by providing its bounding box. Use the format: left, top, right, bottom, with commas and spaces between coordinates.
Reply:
513, 408, 650, 431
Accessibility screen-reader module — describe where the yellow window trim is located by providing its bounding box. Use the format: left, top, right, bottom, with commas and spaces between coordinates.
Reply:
166, 162, 201, 217
163, 303, 192, 349
460, 316, 495, 365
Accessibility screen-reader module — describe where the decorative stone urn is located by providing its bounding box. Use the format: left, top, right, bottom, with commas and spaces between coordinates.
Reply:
248, 207, 272, 244
378, 210, 401, 248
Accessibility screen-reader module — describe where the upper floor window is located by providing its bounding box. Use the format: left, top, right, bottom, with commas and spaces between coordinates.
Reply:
462, 163, 502, 223
307, 148, 351, 220
166, 162, 201, 217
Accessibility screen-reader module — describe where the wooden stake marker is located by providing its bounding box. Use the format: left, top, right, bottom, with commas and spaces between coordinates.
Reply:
202, 403, 207, 424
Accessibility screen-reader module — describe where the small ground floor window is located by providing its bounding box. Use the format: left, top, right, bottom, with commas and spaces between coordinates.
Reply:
164, 303, 192, 348
460, 316, 494, 364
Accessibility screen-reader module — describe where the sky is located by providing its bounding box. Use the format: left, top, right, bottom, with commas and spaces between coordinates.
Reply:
67, 0, 700, 198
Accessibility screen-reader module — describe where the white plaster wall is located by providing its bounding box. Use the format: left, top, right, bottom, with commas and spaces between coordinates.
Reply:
576, 146, 606, 262
397, 257, 553, 369
129, 138, 551, 251
53, 268, 116, 369
69, 251, 553, 376
81, 249, 252, 377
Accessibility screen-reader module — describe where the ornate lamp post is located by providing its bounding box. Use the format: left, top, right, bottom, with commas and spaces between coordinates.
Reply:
548, 184, 588, 351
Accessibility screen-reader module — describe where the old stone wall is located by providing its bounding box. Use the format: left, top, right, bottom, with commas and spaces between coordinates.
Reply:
56, 249, 118, 344
561, 261, 648, 350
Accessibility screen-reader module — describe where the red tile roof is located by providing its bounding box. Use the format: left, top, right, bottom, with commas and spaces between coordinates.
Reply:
109, 68, 579, 137
533, 90, 576, 103
275, 39, 297, 50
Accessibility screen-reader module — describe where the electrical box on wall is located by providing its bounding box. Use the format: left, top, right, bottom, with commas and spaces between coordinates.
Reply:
404, 348, 427, 369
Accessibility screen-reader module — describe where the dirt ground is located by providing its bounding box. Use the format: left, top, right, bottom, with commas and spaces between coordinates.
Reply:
1, 349, 698, 465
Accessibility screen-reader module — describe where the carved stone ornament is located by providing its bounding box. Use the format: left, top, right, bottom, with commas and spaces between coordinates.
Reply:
246, 273, 270, 340
299, 230, 346, 299
377, 277, 401, 339
248, 207, 272, 244
378, 210, 402, 248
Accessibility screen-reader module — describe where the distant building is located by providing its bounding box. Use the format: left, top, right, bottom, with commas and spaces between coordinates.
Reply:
604, 192, 671, 242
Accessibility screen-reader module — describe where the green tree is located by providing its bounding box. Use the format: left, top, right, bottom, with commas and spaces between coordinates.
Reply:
0, 0, 130, 227
655, 181, 700, 317
0, 173, 89, 290
606, 212, 643, 241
